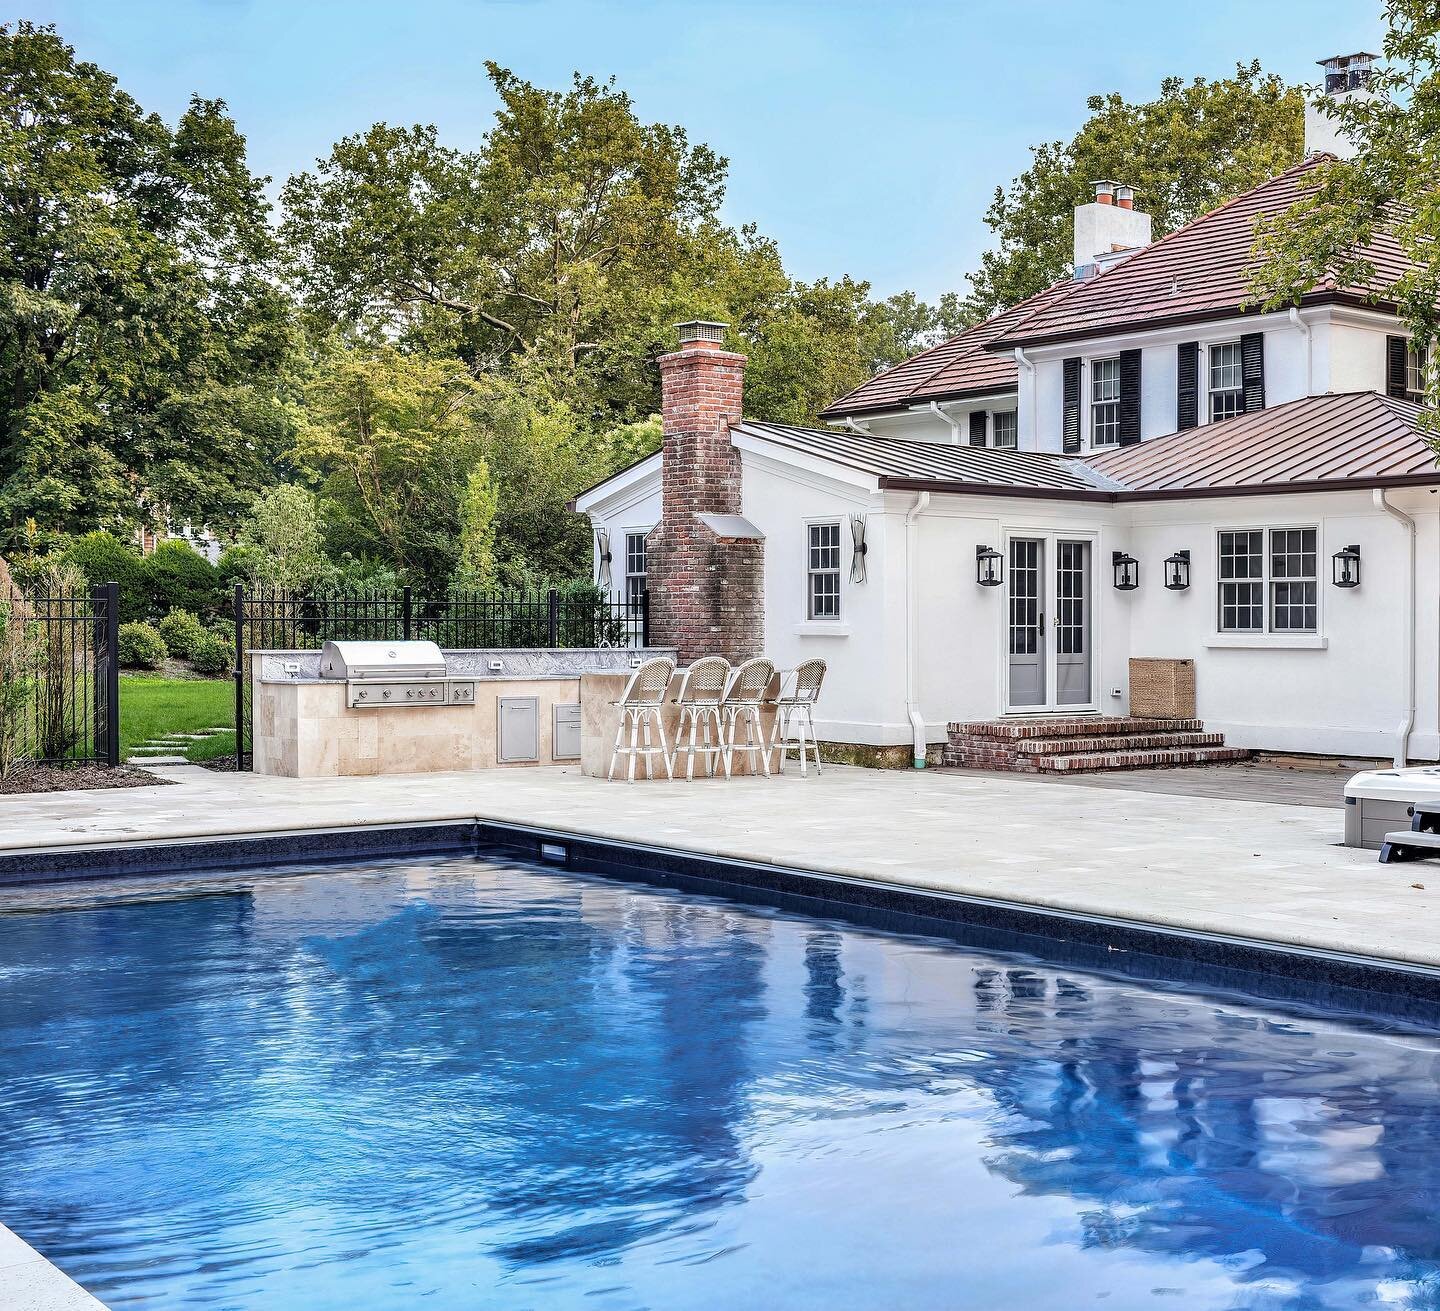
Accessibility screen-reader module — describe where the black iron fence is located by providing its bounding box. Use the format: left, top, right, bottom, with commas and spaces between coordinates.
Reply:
233, 585, 648, 768
0, 582, 119, 771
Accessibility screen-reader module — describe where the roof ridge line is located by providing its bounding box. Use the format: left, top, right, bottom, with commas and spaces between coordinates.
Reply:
989, 155, 1327, 348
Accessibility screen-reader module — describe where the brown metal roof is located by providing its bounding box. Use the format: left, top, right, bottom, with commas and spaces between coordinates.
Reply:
989, 156, 1414, 348
819, 280, 1079, 418
732, 421, 1102, 491
1082, 392, 1440, 495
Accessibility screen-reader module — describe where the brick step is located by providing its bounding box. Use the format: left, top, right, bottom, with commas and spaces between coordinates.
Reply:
1037, 745, 1252, 774
1016, 730, 1226, 757
949, 716, 1203, 742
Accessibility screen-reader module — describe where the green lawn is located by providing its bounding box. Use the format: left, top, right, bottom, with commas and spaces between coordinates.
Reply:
121, 675, 235, 762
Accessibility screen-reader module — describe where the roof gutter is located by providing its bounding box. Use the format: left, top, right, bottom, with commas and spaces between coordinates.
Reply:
877, 472, 1440, 504
1374, 488, 1416, 767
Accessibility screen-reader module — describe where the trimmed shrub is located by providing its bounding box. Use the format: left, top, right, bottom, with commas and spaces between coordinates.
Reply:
188, 631, 233, 677
60, 531, 149, 622
118, 622, 167, 670
157, 608, 207, 659
145, 540, 219, 618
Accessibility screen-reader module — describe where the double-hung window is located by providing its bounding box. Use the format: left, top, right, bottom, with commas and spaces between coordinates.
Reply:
1209, 342, 1244, 421
807, 521, 842, 620
1089, 359, 1120, 448
991, 410, 1018, 449
1407, 344, 1430, 403
1217, 528, 1317, 634
624, 531, 648, 612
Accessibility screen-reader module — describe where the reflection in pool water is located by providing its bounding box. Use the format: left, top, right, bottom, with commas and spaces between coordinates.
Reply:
1, 858, 1438, 1309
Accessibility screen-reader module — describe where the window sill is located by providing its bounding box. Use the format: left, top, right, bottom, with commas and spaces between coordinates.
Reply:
1203, 634, 1328, 650
793, 622, 851, 637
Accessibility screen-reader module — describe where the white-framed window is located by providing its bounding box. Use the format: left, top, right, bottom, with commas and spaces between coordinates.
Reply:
1407, 344, 1430, 403
1217, 527, 1317, 634
991, 410, 1018, 449
624, 531, 648, 611
1089, 359, 1120, 447
806, 521, 842, 620
1209, 341, 1244, 422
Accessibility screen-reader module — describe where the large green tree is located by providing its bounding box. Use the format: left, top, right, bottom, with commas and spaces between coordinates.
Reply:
1250, 1, 1439, 408
965, 62, 1305, 316
0, 23, 294, 551
280, 64, 957, 432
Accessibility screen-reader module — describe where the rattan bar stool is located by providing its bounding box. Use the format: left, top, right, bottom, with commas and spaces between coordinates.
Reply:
721, 657, 776, 778
771, 658, 826, 776
671, 656, 731, 779
607, 656, 676, 782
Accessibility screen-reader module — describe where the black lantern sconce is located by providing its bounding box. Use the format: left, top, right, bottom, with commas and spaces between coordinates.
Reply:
976, 545, 1003, 588
1163, 549, 1191, 591
1112, 551, 1139, 591
1332, 543, 1361, 589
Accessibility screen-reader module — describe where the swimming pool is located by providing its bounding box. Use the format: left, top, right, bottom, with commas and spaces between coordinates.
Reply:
2, 855, 1439, 1310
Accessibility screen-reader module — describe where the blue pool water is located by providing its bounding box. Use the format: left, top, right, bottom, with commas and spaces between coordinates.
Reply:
2, 858, 1440, 1310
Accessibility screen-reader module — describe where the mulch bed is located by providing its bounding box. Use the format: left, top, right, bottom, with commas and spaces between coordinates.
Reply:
0, 764, 174, 795
197, 756, 239, 773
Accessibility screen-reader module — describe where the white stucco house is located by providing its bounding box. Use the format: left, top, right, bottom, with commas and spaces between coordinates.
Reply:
576, 54, 1438, 771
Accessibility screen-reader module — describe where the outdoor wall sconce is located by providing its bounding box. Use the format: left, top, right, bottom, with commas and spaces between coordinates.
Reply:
1112, 551, 1139, 591
850, 514, 869, 584
976, 545, 1003, 587
1163, 549, 1191, 591
1332, 543, 1362, 588
595, 527, 613, 590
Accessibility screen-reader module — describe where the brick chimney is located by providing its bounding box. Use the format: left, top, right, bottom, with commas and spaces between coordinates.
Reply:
645, 320, 765, 663
1073, 180, 1152, 280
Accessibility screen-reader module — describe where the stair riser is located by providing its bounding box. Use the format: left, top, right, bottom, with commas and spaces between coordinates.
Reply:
1018, 732, 1224, 757
1038, 748, 1252, 775
950, 717, 1203, 742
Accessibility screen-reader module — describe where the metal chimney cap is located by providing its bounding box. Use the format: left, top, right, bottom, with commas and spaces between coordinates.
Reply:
1316, 51, 1379, 67
676, 320, 728, 346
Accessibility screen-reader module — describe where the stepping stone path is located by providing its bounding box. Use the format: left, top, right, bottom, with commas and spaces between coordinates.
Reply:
127, 726, 233, 768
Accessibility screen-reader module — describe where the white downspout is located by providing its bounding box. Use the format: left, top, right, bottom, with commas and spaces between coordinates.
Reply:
1013, 346, 1036, 449
1374, 488, 1416, 767
841, 417, 871, 435
927, 401, 962, 445
904, 491, 930, 768
1288, 308, 1313, 394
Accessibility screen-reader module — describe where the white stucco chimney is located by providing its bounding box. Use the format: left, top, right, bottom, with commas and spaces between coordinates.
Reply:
1072, 180, 1152, 280
1305, 52, 1379, 159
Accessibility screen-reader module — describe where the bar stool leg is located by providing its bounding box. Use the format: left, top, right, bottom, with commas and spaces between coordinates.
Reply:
751, 707, 770, 777
608, 714, 626, 781
626, 709, 639, 783
656, 710, 673, 780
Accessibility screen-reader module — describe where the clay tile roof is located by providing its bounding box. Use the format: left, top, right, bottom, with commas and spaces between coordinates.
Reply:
819, 280, 1080, 419
990, 156, 1414, 349
1082, 392, 1440, 495
732, 421, 1103, 491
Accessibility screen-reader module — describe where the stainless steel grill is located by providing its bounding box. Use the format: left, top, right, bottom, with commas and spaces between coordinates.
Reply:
319, 640, 475, 709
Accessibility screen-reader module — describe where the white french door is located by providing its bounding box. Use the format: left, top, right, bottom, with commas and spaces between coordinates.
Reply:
1004, 533, 1096, 713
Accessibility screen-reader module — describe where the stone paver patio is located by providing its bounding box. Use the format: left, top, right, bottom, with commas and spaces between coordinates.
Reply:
0, 762, 1431, 968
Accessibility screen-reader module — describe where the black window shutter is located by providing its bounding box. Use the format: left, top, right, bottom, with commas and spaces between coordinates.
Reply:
1118, 349, 1142, 446
1240, 332, 1265, 413
968, 410, 988, 447
1062, 358, 1081, 453
1387, 334, 1410, 398
1176, 342, 1199, 430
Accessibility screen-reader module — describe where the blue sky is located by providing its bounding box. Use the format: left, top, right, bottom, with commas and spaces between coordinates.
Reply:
21, 0, 1382, 302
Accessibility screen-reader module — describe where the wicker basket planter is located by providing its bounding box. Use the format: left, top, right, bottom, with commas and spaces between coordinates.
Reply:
1129, 657, 1195, 719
